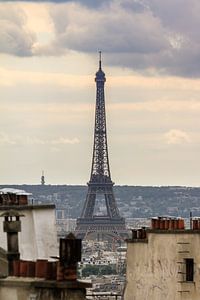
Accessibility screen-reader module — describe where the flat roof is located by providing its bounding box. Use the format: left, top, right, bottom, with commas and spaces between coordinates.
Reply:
127, 228, 200, 243
0, 188, 32, 196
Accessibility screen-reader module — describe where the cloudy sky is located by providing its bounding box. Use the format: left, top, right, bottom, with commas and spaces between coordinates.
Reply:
1, 0, 200, 186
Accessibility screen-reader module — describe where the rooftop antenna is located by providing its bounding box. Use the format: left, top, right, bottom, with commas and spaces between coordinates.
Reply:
41, 170, 45, 185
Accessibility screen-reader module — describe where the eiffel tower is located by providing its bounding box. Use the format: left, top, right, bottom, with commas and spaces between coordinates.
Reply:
75, 52, 128, 240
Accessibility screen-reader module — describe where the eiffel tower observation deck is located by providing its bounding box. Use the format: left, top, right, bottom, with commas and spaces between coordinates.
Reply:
75, 53, 128, 240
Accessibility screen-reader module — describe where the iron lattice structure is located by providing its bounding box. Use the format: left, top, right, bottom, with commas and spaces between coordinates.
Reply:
75, 53, 128, 240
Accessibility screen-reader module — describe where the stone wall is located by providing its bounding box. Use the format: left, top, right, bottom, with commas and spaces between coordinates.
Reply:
125, 230, 200, 300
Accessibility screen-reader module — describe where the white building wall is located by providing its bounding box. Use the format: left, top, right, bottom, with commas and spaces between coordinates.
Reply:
0, 206, 58, 260
125, 232, 200, 300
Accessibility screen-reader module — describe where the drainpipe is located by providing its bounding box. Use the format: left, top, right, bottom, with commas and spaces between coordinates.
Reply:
190, 211, 192, 229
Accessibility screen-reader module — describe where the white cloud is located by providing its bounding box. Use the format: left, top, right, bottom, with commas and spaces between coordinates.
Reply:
164, 129, 191, 145
0, 132, 17, 145
0, 133, 80, 146
50, 137, 79, 144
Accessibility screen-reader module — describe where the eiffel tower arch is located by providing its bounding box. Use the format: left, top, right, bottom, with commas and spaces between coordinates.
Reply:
75, 52, 128, 240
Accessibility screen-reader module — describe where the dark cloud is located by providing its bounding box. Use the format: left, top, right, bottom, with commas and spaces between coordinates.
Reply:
0, 0, 109, 8
46, 0, 200, 78
1, 0, 200, 77
147, 0, 200, 34
120, 0, 148, 13
0, 6, 36, 56
47, 2, 168, 54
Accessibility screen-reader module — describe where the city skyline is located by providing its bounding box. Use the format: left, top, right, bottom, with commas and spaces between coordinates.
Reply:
0, 1, 200, 186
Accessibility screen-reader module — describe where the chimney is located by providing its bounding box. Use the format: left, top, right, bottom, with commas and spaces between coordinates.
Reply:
57, 233, 82, 281
0, 210, 24, 275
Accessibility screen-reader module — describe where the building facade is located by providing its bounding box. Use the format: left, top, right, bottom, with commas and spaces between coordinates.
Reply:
125, 218, 200, 300
0, 188, 58, 260
0, 189, 91, 300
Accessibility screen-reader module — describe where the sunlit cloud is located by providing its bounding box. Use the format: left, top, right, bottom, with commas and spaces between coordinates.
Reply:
0, 133, 17, 145
108, 100, 200, 113
0, 67, 92, 87
2, 99, 200, 116
2, 65, 200, 93
164, 129, 191, 145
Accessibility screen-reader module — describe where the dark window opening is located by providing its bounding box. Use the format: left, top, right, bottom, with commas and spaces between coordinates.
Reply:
185, 258, 194, 282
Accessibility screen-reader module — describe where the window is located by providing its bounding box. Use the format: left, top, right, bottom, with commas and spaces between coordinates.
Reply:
185, 258, 194, 282
56, 210, 63, 219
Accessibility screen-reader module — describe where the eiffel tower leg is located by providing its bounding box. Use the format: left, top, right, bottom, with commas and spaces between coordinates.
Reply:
81, 190, 96, 218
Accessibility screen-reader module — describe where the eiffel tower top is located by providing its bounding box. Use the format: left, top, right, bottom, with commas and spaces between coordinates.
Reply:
89, 51, 112, 185
95, 51, 106, 82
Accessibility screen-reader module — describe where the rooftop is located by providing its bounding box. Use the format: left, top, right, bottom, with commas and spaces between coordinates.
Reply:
0, 188, 32, 196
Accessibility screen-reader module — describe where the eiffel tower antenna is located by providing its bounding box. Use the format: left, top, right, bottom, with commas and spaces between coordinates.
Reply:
75, 53, 128, 240
99, 50, 102, 69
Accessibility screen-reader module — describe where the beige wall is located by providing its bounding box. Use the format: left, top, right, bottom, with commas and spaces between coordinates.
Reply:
124, 232, 200, 300
0, 248, 8, 278
0, 206, 58, 260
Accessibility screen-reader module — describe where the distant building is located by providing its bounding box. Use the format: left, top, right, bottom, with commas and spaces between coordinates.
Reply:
125, 217, 200, 300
